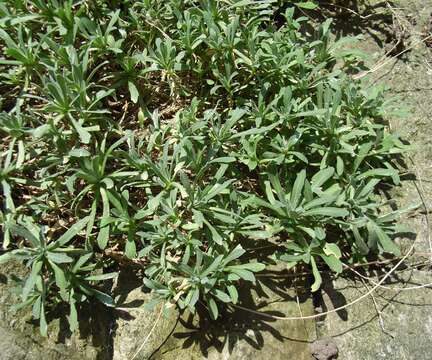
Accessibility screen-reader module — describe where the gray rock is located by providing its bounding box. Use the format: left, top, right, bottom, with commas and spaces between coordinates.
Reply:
310, 338, 338, 360
317, 271, 432, 360
150, 269, 316, 360
111, 287, 179, 360
0, 259, 111, 360
0, 262, 181, 360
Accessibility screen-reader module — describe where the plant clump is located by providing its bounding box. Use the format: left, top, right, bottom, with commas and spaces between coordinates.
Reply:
0, 0, 411, 335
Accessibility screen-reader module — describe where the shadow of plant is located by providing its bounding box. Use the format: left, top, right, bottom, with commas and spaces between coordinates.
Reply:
315, 1, 396, 46
150, 268, 313, 359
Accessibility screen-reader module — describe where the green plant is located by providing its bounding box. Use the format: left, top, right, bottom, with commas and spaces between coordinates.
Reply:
0, 216, 116, 335
0, 0, 413, 335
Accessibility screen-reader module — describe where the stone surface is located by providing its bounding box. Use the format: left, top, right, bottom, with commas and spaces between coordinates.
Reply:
150, 272, 316, 360
317, 270, 432, 360
111, 286, 179, 360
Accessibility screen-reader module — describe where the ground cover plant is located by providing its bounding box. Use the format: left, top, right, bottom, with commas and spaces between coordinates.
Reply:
0, 0, 413, 336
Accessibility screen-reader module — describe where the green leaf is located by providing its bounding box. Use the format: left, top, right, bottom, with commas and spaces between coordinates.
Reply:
69, 148, 91, 157
336, 156, 344, 176
323, 243, 341, 258
97, 188, 111, 250
291, 169, 306, 208
32, 124, 50, 138
304, 207, 348, 217
47, 252, 73, 264
209, 157, 236, 164
69, 299, 79, 332
12, 223, 40, 247
125, 235, 137, 259
228, 268, 255, 282
229, 262, 265, 272
229, 0, 259, 7
13, 15, 41, 25
143, 278, 158, 290
320, 253, 343, 273
128, 81, 139, 103
295, 1, 318, 9
23, 261, 42, 300
189, 288, 200, 309
97, 226, 110, 250
92, 289, 115, 307
201, 255, 224, 276
311, 167, 334, 191
265, 181, 277, 205
204, 220, 223, 245
357, 168, 399, 184
373, 223, 401, 256
39, 302, 48, 337
49, 261, 68, 297
310, 256, 322, 292
68, 115, 91, 144
32, 295, 42, 319
86, 200, 97, 239
208, 298, 218, 320
303, 194, 337, 210
213, 289, 231, 303
351, 225, 369, 255
51, 216, 90, 248
0, 251, 14, 264
227, 285, 238, 304
357, 179, 380, 199
223, 244, 246, 264
85, 272, 118, 281
231, 121, 279, 139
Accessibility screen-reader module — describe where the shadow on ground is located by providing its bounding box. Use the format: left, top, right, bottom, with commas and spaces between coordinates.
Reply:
149, 268, 315, 360
315, 1, 399, 46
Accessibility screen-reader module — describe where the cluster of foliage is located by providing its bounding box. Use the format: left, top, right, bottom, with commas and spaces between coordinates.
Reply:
0, 0, 412, 335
